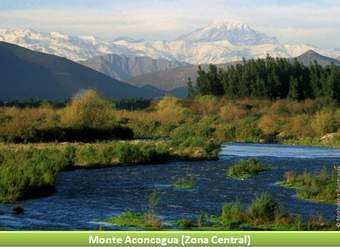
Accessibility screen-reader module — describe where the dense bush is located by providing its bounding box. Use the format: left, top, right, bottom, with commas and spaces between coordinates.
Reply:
248, 193, 282, 224
61, 90, 116, 129
227, 159, 270, 179
170, 122, 220, 154
115, 142, 170, 164
1, 92, 339, 146
155, 96, 188, 123
221, 201, 243, 223
0, 91, 134, 143
219, 193, 333, 230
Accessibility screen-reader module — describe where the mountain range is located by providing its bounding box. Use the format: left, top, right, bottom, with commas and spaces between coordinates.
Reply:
0, 41, 163, 100
1, 21, 340, 100
1, 21, 340, 65
79, 54, 187, 81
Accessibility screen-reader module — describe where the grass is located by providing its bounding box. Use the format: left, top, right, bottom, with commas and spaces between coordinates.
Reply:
227, 159, 271, 180
280, 167, 337, 204
106, 211, 156, 229
172, 176, 196, 189
106, 191, 162, 230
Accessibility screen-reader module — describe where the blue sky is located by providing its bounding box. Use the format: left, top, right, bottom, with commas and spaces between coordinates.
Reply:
0, 0, 339, 49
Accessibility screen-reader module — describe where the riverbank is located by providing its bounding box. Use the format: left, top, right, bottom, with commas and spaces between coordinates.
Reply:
0, 140, 219, 203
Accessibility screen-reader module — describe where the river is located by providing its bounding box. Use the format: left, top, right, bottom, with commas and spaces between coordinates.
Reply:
0, 143, 339, 230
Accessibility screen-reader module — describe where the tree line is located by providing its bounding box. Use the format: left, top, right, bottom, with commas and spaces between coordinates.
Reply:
189, 56, 340, 104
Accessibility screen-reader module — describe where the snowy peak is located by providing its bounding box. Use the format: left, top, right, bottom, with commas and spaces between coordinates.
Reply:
176, 21, 278, 45
0, 28, 135, 61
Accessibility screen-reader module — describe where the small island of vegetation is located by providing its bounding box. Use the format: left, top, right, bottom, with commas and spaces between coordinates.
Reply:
227, 159, 271, 180
172, 176, 197, 189
106, 192, 162, 230
280, 167, 337, 204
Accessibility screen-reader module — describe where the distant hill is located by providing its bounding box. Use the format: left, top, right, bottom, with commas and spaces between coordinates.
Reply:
79, 54, 187, 81
126, 62, 240, 91
168, 87, 188, 98
294, 50, 340, 66
127, 65, 198, 91
0, 42, 164, 101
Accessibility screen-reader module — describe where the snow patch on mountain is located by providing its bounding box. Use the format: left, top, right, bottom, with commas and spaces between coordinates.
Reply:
176, 21, 278, 45
0, 28, 134, 61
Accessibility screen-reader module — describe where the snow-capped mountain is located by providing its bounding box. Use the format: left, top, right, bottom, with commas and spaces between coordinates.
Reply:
176, 21, 278, 45
0, 28, 134, 61
0, 22, 338, 64
112, 21, 337, 64
112, 38, 311, 64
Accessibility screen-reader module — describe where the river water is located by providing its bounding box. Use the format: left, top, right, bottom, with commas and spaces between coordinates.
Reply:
1, 143, 339, 230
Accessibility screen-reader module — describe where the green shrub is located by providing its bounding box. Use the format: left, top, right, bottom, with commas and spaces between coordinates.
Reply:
170, 123, 220, 156
280, 167, 337, 203
115, 143, 170, 164
107, 191, 162, 229
107, 211, 147, 227
218, 194, 334, 230
64, 145, 76, 167
175, 219, 195, 228
221, 201, 243, 223
248, 193, 282, 225
61, 90, 116, 129
77, 146, 99, 165
227, 159, 270, 179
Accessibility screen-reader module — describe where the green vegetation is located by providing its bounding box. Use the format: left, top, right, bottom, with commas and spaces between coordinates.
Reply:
194, 57, 340, 104
0, 87, 339, 205
227, 159, 270, 179
115, 142, 170, 164
0, 90, 133, 143
119, 96, 340, 147
106, 211, 155, 229
132, 193, 335, 231
280, 167, 337, 204
61, 90, 116, 129
176, 193, 334, 231
104, 192, 335, 231
107, 191, 162, 230
0, 148, 72, 203
0, 141, 217, 203
221, 193, 334, 230
172, 176, 196, 189
1, 91, 340, 147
